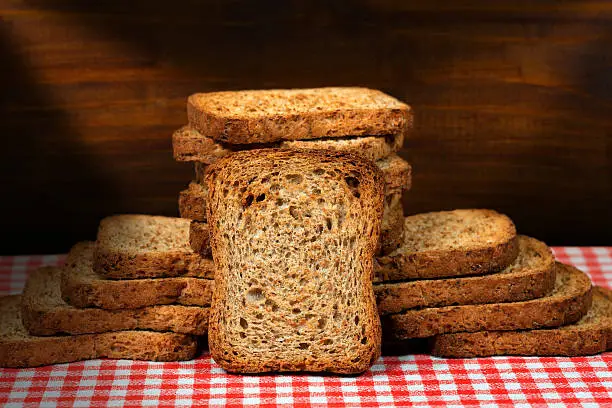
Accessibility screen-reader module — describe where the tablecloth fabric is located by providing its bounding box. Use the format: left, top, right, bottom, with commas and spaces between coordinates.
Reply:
0, 247, 610, 407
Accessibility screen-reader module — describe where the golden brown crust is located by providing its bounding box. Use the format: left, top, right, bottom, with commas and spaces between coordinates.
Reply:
62, 241, 214, 309
375, 210, 519, 281
384, 263, 592, 339
61, 271, 214, 310
206, 149, 383, 374
375, 236, 556, 314
188, 220, 211, 257
23, 267, 210, 336
173, 125, 405, 164
430, 287, 612, 357
93, 248, 215, 279
0, 296, 198, 368
186, 87, 412, 145
378, 192, 405, 255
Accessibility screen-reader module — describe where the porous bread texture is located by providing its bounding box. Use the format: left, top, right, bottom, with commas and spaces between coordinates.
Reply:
187, 87, 412, 144
375, 236, 556, 314
23, 267, 210, 336
189, 220, 211, 256
0, 296, 197, 368
173, 125, 405, 163
179, 182, 208, 221
195, 154, 412, 195
93, 214, 215, 279
431, 286, 612, 357
61, 242, 213, 309
181, 179, 405, 256
206, 149, 384, 374
384, 263, 592, 339
375, 209, 519, 281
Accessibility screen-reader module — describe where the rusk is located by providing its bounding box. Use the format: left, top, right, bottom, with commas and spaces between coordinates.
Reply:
206, 149, 384, 374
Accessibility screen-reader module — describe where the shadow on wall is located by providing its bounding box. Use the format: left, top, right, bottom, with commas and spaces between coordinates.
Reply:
0, 22, 117, 254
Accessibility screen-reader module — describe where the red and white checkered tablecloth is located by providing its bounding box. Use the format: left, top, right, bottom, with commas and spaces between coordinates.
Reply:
0, 247, 611, 407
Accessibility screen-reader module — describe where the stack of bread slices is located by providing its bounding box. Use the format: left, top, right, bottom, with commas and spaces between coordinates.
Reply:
376, 209, 611, 357
0, 215, 213, 367
173, 87, 413, 256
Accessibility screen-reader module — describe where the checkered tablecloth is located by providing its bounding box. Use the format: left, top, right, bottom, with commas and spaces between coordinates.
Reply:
1, 248, 610, 407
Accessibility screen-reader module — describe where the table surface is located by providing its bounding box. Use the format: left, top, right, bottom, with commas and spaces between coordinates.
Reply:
0, 247, 610, 407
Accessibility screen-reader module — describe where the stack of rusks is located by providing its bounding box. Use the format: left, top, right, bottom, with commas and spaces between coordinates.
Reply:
1, 87, 609, 369
0, 215, 214, 367
174, 88, 413, 257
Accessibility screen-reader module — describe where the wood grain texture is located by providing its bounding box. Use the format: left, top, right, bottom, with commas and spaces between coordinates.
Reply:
0, 0, 610, 254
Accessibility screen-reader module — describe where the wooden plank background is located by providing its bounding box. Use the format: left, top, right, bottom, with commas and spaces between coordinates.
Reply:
0, 0, 610, 254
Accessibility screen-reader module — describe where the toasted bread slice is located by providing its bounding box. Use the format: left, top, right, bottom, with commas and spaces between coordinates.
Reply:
173, 126, 404, 163
384, 263, 592, 339
431, 286, 612, 357
22, 267, 209, 336
93, 215, 214, 279
206, 149, 383, 374
0, 296, 197, 368
376, 236, 555, 314
179, 182, 208, 221
187, 87, 412, 144
195, 154, 411, 194
61, 242, 214, 310
375, 209, 519, 281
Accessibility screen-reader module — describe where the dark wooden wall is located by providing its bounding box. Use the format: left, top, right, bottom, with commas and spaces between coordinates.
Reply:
0, 0, 611, 254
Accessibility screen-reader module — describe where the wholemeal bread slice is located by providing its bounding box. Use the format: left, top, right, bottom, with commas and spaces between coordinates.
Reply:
431, 286, 612, 357
189, 220, 211, 256
179, 182, 208, 221
61, 242, 214, 310
384, 263, 592, 339
375, 209, 519, 281
376, 236, 556, 314
173, 126, 404, 163
93, 214, 215, 279
23, 267, 209, 336
0, 296, 197, 368
195, 154, 411, 194
206, 149, 384, 374
187, 87, 412, 144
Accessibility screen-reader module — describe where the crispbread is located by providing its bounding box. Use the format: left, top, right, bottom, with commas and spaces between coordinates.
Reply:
61, 242, 214, 310
22, 267, 209, 336
375, 236, 555, 314
431, 286, 612, 357
93, 214, 215, 279
0, 296, 197, 368
384, 263, 592, 339
375, 209, 519, 281
206, 149, 383, 374
187, 87, 412, 144
173, 126, 404, 163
